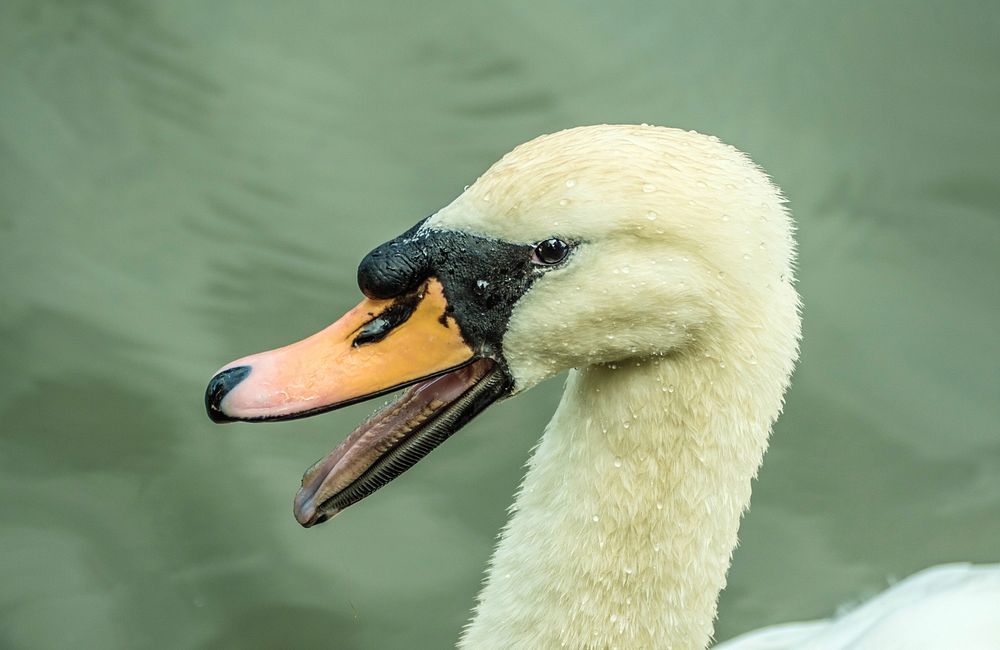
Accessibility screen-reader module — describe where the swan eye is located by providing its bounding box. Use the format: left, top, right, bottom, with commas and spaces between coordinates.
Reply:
532, 238, 570, 265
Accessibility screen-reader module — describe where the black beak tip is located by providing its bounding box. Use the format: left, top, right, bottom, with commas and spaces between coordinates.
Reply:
205, 365, 251, 423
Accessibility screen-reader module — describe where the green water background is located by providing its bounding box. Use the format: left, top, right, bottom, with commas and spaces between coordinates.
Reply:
1, 1, 998, 648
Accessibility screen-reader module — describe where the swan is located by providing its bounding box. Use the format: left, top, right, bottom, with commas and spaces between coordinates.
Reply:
716, 563, 1000, 649
205, 124, 1000, 649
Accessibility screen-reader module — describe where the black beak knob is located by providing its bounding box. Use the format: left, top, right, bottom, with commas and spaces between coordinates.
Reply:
357, 219, 432, 299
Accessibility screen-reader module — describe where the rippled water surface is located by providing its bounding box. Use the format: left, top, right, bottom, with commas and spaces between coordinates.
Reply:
2, 2, 998, 648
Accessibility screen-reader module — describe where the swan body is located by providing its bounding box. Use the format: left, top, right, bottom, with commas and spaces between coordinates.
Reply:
207, 125, 1000, 649
717, 563, 1000, 649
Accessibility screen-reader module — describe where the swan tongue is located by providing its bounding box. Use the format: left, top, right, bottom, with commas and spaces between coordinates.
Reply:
294, 359, 504, 526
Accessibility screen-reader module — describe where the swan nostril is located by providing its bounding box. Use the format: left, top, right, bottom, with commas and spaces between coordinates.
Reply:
205, 366, 251, 423
352, 296, 418, 347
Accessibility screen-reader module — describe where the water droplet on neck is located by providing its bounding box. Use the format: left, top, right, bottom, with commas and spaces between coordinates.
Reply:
613, 458, 622, 468
646, 211, 658, 221
559, 198, 568, 207
642, 183, 655, 193
592, 515, 600, 522
565, 179, 577, 188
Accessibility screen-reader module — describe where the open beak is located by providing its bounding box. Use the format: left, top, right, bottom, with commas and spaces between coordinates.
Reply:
205, 278, 510, 526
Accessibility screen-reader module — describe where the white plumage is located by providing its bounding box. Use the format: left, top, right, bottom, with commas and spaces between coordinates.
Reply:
418, 125, 996, 648
718, 563, 1000, 649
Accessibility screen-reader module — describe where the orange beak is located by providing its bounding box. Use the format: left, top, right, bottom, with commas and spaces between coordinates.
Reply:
205, 278, 475, 422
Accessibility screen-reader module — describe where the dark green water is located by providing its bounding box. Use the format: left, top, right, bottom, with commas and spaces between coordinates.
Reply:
2, 2, 998, 648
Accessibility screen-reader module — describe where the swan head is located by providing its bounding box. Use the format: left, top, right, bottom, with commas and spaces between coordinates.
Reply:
205, 124, 800, 526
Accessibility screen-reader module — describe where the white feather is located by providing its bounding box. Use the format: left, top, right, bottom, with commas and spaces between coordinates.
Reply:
716, 564, 1000, 650
417, 125, 996, 649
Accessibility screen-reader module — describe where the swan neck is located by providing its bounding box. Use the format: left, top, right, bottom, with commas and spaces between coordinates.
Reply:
461, 356, 774, 649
